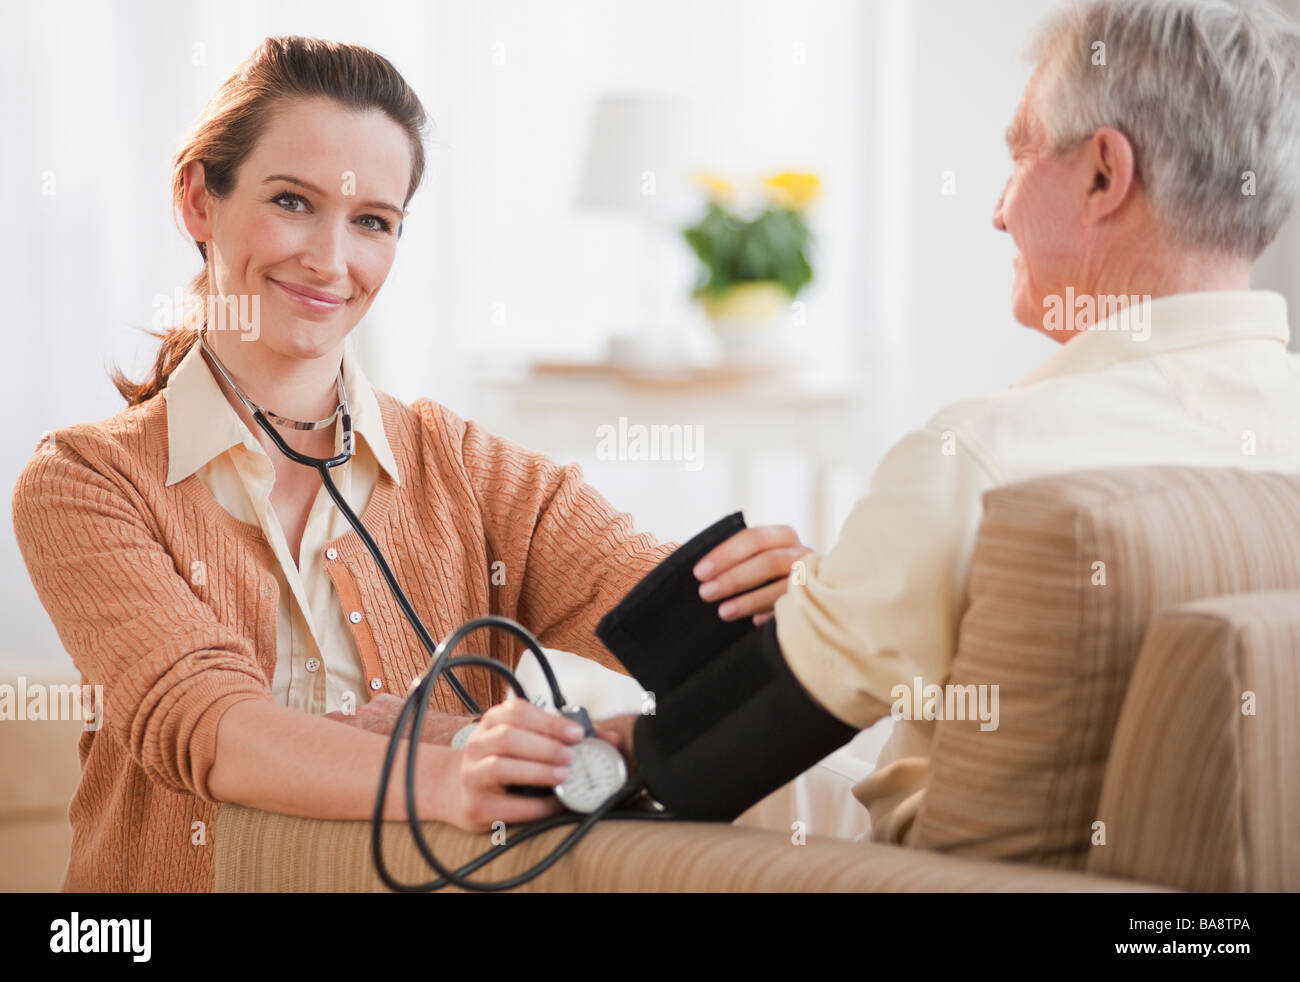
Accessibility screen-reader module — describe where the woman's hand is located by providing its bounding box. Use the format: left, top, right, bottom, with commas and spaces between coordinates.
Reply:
445, 696, 626, 832
693, 524, 813, 626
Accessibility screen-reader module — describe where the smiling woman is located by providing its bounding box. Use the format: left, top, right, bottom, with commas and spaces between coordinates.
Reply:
11, 34, 810, 892
180, 98, 410, 368
112, 38, 427, 407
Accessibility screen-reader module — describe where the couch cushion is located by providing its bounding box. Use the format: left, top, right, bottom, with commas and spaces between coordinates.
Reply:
0, 662, 85, 891
912, 467, 1300, 870
1088, 590, 1300, 891
213, 803, 1167, 892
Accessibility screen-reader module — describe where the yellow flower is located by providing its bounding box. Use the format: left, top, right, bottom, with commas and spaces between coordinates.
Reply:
764, 171, 821, 210
694, 171, 736, 206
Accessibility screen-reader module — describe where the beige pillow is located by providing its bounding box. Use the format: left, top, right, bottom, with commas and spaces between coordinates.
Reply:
912, 467, 1300, 869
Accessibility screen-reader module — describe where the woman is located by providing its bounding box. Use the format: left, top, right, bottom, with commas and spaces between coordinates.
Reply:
11, 35, 809, 892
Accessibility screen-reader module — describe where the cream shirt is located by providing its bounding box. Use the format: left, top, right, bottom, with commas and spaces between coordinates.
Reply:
162, 337, 402, 715
773, 290, 1300, 844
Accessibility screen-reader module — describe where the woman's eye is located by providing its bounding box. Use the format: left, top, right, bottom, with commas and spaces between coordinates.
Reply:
269, 192, 391, 233
272, 192, 308, 212
358, 214, 393, 234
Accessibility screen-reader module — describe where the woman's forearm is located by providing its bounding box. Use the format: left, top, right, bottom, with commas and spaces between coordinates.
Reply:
207, 698, 460, 823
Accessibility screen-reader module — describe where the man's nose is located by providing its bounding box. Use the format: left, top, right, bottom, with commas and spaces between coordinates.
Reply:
992, 182, 1008, 232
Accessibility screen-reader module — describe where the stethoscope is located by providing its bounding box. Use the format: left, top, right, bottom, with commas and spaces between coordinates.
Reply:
197, 330, 665, 891
198, 329, 481, 712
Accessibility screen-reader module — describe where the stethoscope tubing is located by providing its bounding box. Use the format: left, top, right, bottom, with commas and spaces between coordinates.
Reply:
206, 340, 662, 890
372, 614, 661, 892
251, 405, 484, 715
200, 331, 481, 709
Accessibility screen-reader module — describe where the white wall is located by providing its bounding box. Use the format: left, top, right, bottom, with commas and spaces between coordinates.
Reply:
889, 0, 1061, 430
1254, 0, 1300, 348
0, 0, 875, 665
375, 0, 873, 409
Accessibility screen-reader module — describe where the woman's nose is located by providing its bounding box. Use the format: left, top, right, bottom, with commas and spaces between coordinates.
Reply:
992, 182, 1008, 232
302, 217, 349, 279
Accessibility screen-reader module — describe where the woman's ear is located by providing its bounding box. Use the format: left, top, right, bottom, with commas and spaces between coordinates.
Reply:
180, 159, 215, 247
1082, 126, 1137, 227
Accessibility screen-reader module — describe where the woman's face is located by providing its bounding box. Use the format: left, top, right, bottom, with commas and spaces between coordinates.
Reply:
184, 96, 411, 362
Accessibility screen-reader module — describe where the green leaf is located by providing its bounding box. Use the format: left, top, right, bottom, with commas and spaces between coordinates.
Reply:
682, 203, 813, 298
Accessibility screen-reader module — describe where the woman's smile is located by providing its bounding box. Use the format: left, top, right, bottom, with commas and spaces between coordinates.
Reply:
267, 276, 348, 313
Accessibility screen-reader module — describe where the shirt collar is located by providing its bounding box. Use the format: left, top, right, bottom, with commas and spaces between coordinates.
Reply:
1014, 289, 1290, 388
163, 336, 402, 488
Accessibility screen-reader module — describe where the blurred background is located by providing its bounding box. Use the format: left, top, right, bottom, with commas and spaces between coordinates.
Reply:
3, 0, 1300, 687
4, 0, 1300, 883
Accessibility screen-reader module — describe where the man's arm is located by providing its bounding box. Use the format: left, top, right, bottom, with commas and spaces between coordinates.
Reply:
773, 423, 1001, 728
594, 422, 1001, 819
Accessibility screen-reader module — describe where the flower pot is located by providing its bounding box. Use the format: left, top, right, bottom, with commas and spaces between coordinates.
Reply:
700, 281, 791, 356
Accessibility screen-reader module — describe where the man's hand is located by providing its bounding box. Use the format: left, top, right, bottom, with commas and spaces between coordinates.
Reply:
693, 524, 812, 626
323, 693, 472, 746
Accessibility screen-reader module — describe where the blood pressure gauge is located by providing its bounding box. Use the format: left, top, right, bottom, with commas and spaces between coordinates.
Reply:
453, 705, 627, 812
551, 706, 627, 813
554, 735, 628, 813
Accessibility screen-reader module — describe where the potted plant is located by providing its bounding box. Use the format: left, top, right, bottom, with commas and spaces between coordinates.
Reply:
682, 171, 818, 353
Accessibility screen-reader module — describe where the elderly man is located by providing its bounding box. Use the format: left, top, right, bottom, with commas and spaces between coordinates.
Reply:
599, 0, 1300, 838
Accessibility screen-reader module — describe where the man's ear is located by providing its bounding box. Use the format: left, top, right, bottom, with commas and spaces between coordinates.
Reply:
180, 160, 214, 249
1082, 126, 1137, 227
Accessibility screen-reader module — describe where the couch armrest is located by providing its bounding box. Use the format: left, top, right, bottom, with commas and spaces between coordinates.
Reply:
1088, 590, 1300, 891
214, 804, 1166, 892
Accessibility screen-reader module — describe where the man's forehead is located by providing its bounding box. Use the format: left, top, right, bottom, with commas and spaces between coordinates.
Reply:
1006, 74, 1046, 151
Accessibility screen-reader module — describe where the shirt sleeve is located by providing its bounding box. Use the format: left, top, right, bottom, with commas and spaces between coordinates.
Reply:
450, 411, 676, 675
10, 433, 273, 801
773, 422, 1002, 729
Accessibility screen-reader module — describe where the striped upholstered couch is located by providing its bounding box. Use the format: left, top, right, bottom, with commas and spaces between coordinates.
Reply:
216, 467, 1300, 892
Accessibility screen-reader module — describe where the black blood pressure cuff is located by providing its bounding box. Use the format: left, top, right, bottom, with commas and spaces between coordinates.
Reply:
596, 512, 755, 698
631, 618, 857, 821
595, 513, 857, 821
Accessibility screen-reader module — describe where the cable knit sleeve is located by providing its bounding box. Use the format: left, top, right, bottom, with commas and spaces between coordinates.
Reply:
11, 432, 272, 802
425, 402, 676, 673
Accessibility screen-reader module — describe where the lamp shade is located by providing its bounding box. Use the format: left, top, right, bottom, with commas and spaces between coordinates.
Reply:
577, 93, 691, 216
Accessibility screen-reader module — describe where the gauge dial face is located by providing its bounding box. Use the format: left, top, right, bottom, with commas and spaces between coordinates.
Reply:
554, 738, 628, 813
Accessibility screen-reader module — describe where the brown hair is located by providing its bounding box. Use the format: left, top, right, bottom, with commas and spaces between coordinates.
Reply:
110, 35, 429, 406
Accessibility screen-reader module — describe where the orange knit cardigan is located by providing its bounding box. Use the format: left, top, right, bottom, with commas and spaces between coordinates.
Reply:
11, 387, 674, 892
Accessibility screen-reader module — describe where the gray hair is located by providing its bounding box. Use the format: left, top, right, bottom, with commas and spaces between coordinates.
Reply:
1030, 0, 1300, 258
